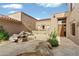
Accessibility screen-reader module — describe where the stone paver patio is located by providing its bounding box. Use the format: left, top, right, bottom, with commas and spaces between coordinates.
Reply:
53, 37, 79, 56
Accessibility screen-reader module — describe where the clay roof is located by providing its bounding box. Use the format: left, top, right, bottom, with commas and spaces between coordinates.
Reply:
0, 15, 21, 23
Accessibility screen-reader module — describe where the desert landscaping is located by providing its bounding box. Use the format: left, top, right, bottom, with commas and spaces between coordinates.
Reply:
0, 29, 57, 56
0, 28, 79, 56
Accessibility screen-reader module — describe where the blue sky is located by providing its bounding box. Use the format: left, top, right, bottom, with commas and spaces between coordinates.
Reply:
0, 3, 68, 19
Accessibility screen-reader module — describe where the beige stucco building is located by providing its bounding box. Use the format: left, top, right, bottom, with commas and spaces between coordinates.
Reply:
51, 3, 79, 45
66, 4, 79, 45
8, 12, 37, 32
0, 12, 37, 35
0, 8, 68, 36
0, 15, 27, 35
36, 18, 51, 31
51, 12, 67, 36
50, 3, 79, 45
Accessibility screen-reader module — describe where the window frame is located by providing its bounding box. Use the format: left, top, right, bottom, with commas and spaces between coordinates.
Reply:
71, 23, 75, 36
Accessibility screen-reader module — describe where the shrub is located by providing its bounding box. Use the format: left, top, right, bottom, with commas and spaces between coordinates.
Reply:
0, 26, 9, 41
48, 30, 59, 47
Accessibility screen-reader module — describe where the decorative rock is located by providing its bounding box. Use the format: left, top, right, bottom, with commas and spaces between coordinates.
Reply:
25, 32, 31, 35
18, 35, 27, 42
9, 34, 19, 42
18, 38, 23, 43
9, 31, 32, 43
0, 40, 53, 56
19, 31, 31, 36
17, 40, 53, 56
35, 41, 53, 56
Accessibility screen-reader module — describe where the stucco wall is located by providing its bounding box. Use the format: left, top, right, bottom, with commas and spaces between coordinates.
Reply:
51, 17, 58, 34
66, 4, 79, 45
8, 12, 21, 21
21, 12, 37, 32
8, 12, 37, 32
0, 19, 28, 35
36, 19, 51, 31
55, 13, 66, 18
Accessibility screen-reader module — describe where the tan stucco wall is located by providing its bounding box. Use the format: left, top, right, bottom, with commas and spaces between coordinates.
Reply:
21, 12, 37, 32
66, 4, 79, 45
0, 19, 28, 35
8, 12, 21, 21
8, 12, 37, 32
51, 12, 67, 36
36, 19, 51, 31
51, 17, 58, 34
54, 12, 67, 19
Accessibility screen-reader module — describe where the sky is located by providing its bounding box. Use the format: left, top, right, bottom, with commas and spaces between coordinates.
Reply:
0, 3, 68, 19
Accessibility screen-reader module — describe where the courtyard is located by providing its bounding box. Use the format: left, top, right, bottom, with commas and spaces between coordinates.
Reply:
0, 3, 79, 56
53, 37, 79, 56
0, 37, 79, 56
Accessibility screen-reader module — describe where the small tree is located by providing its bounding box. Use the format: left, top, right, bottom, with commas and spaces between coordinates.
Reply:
48, 29, 59, 47
0, 26, 9, 41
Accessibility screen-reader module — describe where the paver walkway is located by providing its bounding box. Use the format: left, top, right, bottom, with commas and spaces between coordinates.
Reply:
53, 37, 79, 56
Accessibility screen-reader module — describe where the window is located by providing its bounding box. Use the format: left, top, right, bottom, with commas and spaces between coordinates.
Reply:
71, 23, 75, 35
42, 25, 45, 29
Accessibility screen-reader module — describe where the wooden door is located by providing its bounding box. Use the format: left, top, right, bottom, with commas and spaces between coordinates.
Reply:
58, 24, 65, 36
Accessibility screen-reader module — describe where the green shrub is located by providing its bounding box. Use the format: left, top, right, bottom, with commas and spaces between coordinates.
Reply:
0, 26, 9, 41
48, 30, 59, 47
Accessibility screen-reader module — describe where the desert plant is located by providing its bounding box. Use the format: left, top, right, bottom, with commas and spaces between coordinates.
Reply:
0, 26, 9, 41
48, 30, 59, 47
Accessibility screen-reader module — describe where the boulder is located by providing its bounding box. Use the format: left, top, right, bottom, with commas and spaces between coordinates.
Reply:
19, 31, 31, 36
9, 31, 32, 42
35, 41, 53, 56
9, 34, 18, 42
17, 41, 53, 56
17, 35, 27, 42
0, 40, 53, 56
18, 31, 31, 42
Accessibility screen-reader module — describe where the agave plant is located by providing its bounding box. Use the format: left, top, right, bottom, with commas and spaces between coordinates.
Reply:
49, 29, 59, 47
